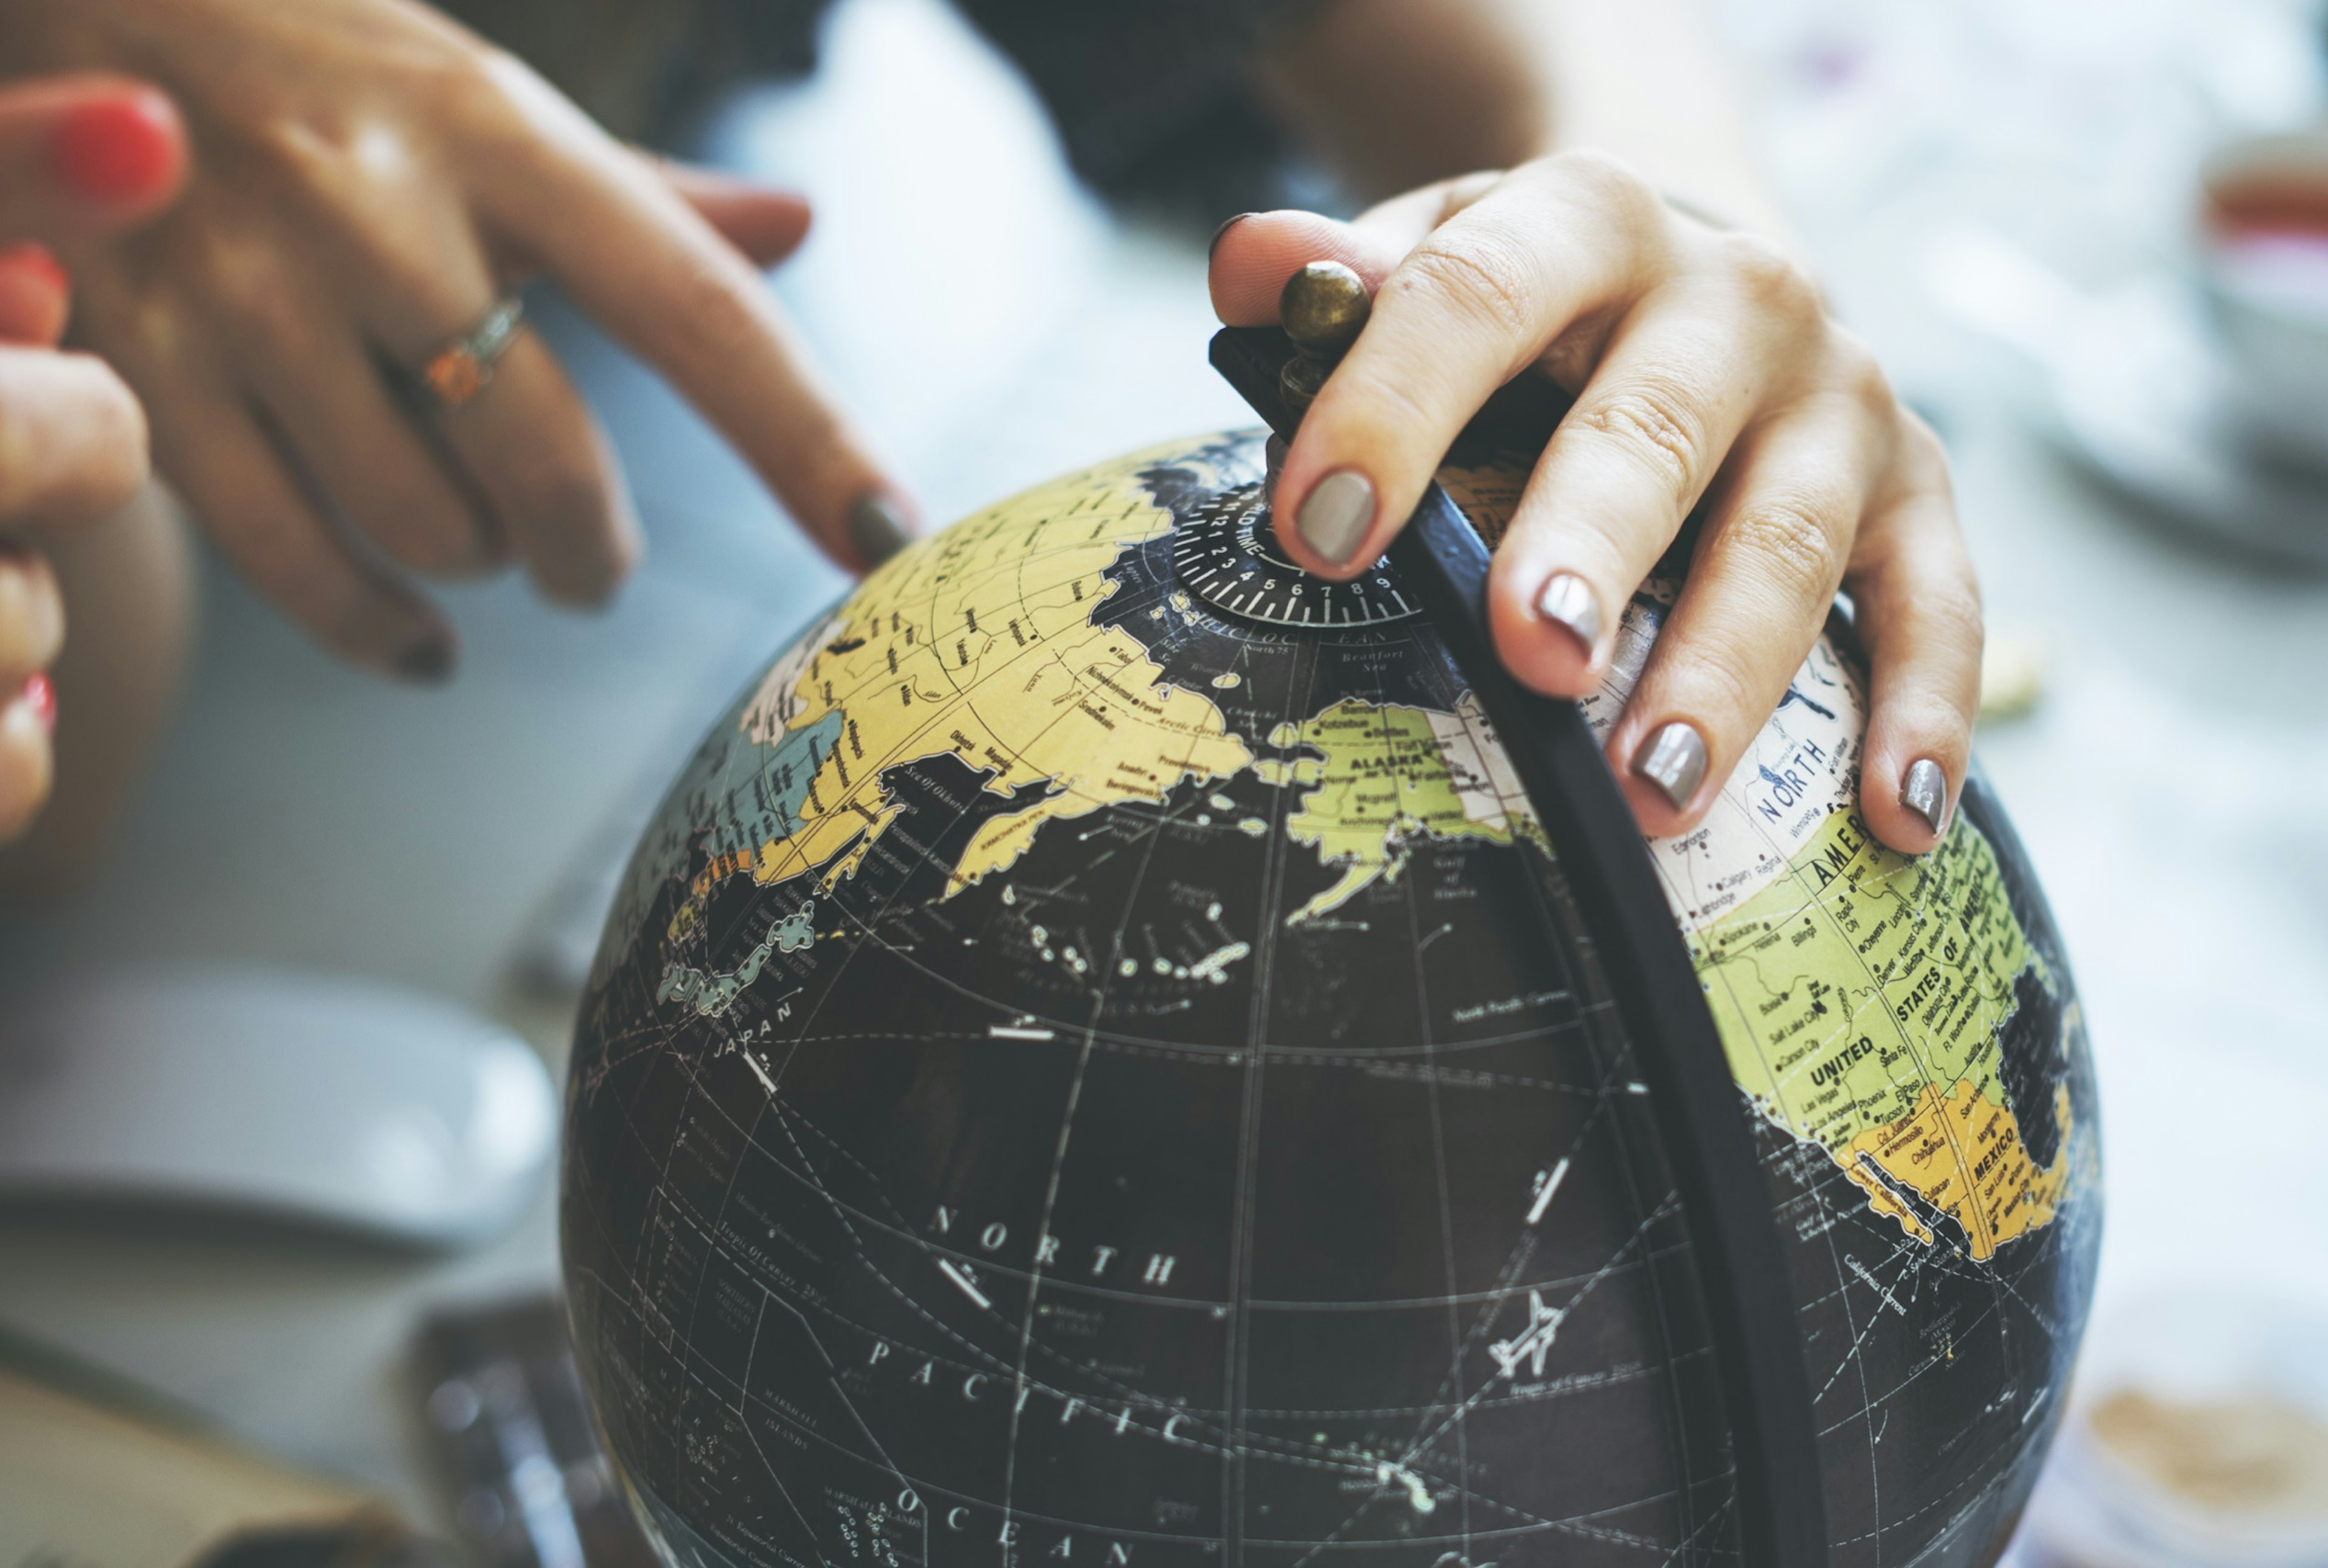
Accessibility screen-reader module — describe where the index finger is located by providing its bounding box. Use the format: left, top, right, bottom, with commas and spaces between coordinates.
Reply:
1208, 173, 1505, 325
473, 63, 912, 573
1265, 159, 1661, 582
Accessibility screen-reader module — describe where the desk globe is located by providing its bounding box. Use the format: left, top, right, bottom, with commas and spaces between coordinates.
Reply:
561, 431, 2100, 1568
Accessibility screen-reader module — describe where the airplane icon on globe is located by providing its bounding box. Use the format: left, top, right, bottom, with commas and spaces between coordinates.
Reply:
1488, 1289, 1565, 1381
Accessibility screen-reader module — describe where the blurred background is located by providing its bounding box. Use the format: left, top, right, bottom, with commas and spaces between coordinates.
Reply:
4, 0, 2328, 1560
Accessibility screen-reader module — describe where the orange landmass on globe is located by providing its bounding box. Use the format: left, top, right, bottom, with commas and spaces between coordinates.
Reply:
1841, 1080, 2076, 1261
1693, 809, 2087, 1258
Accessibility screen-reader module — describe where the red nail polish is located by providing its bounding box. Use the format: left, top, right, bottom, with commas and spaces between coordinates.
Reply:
21, 672, 55, 733
0, 243, 70, 346
49, 91, 185, 205
0, 243, 66, 298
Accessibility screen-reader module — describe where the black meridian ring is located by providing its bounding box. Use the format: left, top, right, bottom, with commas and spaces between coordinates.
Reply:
1208, 325, 1830, 1568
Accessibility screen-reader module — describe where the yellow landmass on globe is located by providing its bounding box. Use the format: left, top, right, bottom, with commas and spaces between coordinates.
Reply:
1691, 809, 2074, 1259
1259, 696, 1538, 924
715, 441, 1253, 902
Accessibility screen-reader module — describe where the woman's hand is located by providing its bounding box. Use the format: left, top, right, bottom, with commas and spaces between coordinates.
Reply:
1209, 154, 1978, 855
0, 74, 186, 842
0, 0, 907, 684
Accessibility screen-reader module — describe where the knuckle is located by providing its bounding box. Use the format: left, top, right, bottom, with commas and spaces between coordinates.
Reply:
242, 116, 320, 183
1389, 235, 1539, 345
95, 283, 193, 376
416, 45, 527, 139
1542, 148, 1660, 221
210, 253, 307, 344
1853, 534, 1984, 664
1826, 335, 1896, 420
1915, 576, 1985, 650
1716, 232, 1820, 318
233, 101, 364, 186
1895, 408, 1953, 490
1573, 373, 1708, 496
1716, 487, 1851, 604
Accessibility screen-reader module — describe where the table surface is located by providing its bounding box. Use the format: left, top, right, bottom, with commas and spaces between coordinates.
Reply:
4, 0, 2326, 1532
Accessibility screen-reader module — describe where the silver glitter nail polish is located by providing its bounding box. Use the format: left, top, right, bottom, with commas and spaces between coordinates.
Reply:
1634, 721, 1707, 810
1297, 470, 1374, 567
1535, 572, 1603, 655
1901, 757, 1948, 836
849, 493, 911, 568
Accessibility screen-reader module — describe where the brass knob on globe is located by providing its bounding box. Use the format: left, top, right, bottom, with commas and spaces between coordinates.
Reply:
1280, 260, 1371, 356
1278, 260, 1373, 417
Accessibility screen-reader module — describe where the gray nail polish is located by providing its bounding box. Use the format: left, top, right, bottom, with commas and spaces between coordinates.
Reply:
849, 493, 911, 569
1634, 721, 1707, 811
1902, 758, 1948, 836
393, 637, 455, 686
1297, 470, 1375, 567
1208, 212, 1252, 260
1535, 572, 1603, 655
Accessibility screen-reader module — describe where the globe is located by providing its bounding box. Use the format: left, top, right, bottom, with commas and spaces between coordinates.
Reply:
561, 430, 2101, 1568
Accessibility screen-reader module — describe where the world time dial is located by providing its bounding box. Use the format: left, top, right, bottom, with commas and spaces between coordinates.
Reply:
1169, 483, 1421, 628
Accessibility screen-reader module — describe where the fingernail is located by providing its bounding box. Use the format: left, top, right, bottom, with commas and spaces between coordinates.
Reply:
1208, 212, 1252, 261
1633, 721, 1707, 811
1296, 470, 1374, 567
0, 244, 67, 299
1901, 757, 1948, 836
20, 672, 55, 733
393, 638, 455, 686
1534, 572, 1603, 657
49, 91, 184, 204
848, 492, 912, 569
0, 243, 69, 347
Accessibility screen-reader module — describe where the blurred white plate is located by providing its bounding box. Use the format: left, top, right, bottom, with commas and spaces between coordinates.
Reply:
1928, 227, 2328, 568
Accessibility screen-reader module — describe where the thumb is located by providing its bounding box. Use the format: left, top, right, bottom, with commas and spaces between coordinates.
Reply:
649, 156, 814, 270
0, 74, 187, 247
